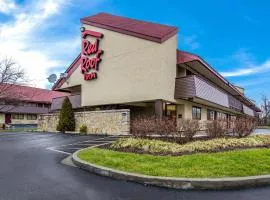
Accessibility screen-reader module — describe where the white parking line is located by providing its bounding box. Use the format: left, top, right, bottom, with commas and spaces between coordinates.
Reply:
46, 147, 71, 155
46, 135, 120, 155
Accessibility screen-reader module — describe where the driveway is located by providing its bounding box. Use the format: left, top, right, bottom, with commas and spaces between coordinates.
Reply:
0, 132, 269, 200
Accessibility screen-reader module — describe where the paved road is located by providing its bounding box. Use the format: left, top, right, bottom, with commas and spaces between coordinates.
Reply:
0, 132, 269, 200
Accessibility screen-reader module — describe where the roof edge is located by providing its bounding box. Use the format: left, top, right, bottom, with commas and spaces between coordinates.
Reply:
80, 14, 178, 44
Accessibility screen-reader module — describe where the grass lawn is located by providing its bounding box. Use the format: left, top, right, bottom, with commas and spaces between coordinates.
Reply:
78, 148, 270, 178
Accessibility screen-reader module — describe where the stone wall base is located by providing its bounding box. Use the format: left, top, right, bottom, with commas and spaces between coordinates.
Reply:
38, 109, 130, 135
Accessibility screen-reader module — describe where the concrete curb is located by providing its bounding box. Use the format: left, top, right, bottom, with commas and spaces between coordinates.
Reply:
72, 148, 270, 190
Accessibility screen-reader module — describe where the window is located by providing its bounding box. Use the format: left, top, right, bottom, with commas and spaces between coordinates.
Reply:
12, 114, 24, 120
26, 114, 37, 120
207, 109, 215, 120
216, 112, 227, 120
192, 106, 201, 120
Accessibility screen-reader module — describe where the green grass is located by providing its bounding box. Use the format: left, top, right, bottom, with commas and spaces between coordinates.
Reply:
111, 136, 270, 154
78, 148, 270, 178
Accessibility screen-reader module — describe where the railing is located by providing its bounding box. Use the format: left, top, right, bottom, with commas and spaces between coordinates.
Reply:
175, 75, 243, 111
51, 94, 81, 111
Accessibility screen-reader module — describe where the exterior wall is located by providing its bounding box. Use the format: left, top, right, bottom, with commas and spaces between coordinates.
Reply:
38, 109, 130, 135
0, 114, 4, 124
176, 99, 237, 130
60, 25, 177, 106
11, 118, 37, 125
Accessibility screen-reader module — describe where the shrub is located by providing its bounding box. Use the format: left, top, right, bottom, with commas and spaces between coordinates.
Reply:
131, 115, 176, 137
111, 135, 270, 155
79, 125, 87, 134
234, 116, 256, 137
177, 119, 199, 140
206, 120, 228, 138
57, 97, 75, 133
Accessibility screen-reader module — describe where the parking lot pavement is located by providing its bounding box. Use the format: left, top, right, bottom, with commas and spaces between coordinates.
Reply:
0, 132, 270, 200
47, 135, 123, 154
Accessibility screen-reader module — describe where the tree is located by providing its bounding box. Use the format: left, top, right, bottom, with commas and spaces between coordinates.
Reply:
57, 97, 75, 133
261, 95, 270, 125
0, 57, 25, 99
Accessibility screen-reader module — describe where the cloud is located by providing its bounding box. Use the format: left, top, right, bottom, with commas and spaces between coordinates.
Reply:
0, 0, 16, 14
182, 34, 200, 50
218, 49, 270, 77
0, 0, 81, 88
220, 59, 270, 77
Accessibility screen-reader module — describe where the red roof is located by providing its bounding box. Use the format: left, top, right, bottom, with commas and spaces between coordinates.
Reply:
52, 54, 81, 91
81, 12, 178, 43
0, 84, 70, 103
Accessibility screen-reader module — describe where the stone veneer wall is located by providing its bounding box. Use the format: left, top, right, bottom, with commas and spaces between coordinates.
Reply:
38, 109, 130, 135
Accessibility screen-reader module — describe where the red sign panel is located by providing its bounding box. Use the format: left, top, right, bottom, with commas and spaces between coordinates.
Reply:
80, 29, 104, 80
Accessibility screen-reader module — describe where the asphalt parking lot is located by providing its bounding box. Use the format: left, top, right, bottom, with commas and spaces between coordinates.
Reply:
0, 132, 270, 200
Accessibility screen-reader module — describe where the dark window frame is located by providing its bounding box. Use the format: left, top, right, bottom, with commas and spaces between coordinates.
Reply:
192, 106, 201, 120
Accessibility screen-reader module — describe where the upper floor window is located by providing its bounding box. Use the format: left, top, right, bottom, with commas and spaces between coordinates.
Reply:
192, 106, 201, 120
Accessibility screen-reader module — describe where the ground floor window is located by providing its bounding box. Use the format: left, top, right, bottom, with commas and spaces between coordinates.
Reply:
26, 114, 37, 120
207, 109, 215, 120
192, 106, 201, 120
164, 103, 176, 119
12, 114, 24, 120
217, 112, 227, 120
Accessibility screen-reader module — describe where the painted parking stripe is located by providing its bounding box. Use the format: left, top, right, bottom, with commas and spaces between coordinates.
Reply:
47, 137, 116, 155
47, 147, 71, 155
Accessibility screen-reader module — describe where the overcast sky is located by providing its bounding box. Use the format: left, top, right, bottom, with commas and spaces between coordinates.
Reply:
0, 0, 269, 103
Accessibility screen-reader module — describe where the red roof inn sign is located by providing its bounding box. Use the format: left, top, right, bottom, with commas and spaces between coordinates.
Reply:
80, 28, 104, 80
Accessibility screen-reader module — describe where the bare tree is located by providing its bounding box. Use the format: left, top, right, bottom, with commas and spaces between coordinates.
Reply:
0, 57, 25, 100
261, 95, 270, 125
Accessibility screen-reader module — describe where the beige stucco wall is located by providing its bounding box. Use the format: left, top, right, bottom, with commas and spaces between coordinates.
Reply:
0, 114, 4, 124
38, 109, 130, 135
176, 99, 239, 130
60, 24, 177, 106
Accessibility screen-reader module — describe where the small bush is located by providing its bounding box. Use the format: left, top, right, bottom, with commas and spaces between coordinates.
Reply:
234, 116, 256, 137
57, 97, 75, 133
177, 119, 199, 140
131, 116, 176, 137
79, 125, 87, 134
206, 120, 228, 138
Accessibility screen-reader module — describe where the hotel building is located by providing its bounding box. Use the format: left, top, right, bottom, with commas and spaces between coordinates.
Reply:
52, 13, 260, 127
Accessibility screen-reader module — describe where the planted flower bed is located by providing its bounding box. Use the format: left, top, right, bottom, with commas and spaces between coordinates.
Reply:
108, 135, 270, 156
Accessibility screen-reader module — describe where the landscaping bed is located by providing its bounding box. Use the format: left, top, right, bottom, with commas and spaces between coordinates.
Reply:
106, 135, 270, 156
77, 147, 270, 178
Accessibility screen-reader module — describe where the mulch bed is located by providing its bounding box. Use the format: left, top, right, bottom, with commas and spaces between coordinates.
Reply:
99, 143, 270, 157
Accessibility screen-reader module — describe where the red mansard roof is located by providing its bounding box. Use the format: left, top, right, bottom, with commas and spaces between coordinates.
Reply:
81, 12, 178, 43
0, 84, 70, 104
